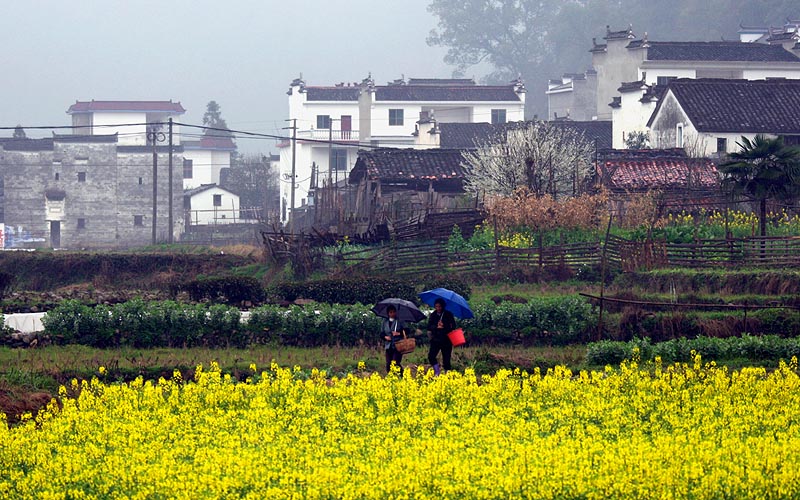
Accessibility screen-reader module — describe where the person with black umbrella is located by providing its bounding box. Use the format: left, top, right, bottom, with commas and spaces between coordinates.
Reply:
380, 305, 408, 374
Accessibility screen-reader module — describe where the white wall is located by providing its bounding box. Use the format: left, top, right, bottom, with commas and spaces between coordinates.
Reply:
743, 68, 800, 79
612, 90, 657, 149
182, 150, 213, 190
186, 187, 241, 225
639, 67, 696, 83
90, 112, 148, 145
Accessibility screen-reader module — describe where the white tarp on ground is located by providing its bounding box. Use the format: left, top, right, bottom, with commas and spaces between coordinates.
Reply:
5, 312, 46, 333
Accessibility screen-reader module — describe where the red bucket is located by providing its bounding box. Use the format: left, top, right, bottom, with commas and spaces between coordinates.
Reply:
447, 328, 466, 347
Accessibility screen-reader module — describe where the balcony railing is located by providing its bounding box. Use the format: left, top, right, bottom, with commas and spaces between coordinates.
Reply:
299, 129, 359, 141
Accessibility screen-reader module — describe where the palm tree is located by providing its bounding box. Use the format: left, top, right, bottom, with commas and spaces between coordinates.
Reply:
718, 135, 800, 237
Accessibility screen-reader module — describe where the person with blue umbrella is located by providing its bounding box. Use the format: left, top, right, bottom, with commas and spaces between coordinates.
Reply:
419, 288, 473, 375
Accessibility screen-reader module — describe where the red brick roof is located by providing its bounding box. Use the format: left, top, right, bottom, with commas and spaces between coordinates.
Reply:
67, 100, 186, 114
597, 149, 718, 191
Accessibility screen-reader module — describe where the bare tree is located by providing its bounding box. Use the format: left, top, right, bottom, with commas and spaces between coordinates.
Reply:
462, 122, 593, 198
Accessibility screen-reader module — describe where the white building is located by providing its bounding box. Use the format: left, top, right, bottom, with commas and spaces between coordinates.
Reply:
181, 135, 237, 190
278, 75, 526, 223
647, 79, 800, 156
548, 25, 800, 149
183, 184, 244, 226
66, 100, 185, 146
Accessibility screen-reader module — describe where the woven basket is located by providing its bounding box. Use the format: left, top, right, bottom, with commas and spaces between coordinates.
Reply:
394, 331, 416, 354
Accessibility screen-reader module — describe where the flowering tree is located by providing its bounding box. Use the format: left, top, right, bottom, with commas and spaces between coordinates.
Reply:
462, 121, 594, 198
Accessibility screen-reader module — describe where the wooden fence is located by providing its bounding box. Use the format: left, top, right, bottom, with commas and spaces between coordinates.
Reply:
333, 235, 800, 277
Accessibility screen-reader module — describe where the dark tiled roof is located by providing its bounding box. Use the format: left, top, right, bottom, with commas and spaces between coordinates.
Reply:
605, 26, 635, 40
646, 41, 800, 62
0, 138, 54, 151
183, 136, 236, 150
609, 97, 622, 108
767, 31, 798, 42
439, 123, 496, 148
184, 183, 237, 197
407, 78, 476, 86
305, 87, 361, 101
52, 134, 118, 143
350, 149, 467, 183
640, 85, 667, 103
67, 100, 185, 113
649, 79, 800, 133
552, 120, 613, 150
618, 79, 647, 93
376, 85, 521, 102
597, 149, 718, 191
438, 120, 613, 150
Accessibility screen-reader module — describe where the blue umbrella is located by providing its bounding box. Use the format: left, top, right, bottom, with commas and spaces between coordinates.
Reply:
418, 288, 474, 319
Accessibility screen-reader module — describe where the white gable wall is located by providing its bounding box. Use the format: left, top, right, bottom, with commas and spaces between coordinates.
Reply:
186, 186, 241, 225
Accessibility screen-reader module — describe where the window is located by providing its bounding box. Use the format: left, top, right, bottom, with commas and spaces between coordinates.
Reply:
213, 194, 222, 207
676, 124, 684, 148
656, 76, 677, 86
138, 177, 143, 185
77, 172, 86, 182
134, 215, 144, 227
716, 138, 728, 153
183, 159, 193, 179
316, 115, 331, 129
54, 173, 60, 181
331, 149, 348, 171
389, 109, 404, 126
77, 218, 86, 230
491, 109, 507, 125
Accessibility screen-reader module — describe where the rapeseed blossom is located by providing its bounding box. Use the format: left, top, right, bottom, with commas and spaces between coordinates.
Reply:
2, 358, 800, 498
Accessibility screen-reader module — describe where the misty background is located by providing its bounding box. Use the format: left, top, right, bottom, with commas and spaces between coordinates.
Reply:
2, 0, 794, 153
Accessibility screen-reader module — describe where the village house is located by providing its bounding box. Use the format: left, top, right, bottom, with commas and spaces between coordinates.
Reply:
67, 100, 186, 146
546, 70, 598, 121
647, 78, 800, 155
183, 184, 244, 226
549, 23, 800, 148
0, 134, 183, 248
181, 135, 236, 191
345, 148, 471, 235
592, 148, 719, 215
279, 75, 526, 224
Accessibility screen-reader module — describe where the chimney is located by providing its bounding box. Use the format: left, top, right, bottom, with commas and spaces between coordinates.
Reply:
414, 111, 439, 148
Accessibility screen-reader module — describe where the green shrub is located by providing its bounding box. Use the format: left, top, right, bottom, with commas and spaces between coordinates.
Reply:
462, 296, 594, 345
274, 278, 416, 305
181, 276, 265, 305
586, 335, 800, 366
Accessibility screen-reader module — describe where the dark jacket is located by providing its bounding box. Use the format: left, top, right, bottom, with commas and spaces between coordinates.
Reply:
381, 317, 407, 351
427, 309, 456, 342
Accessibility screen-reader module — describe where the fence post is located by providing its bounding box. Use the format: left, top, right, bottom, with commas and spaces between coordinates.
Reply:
538, 231, 543, 273
597, 213, 613, 341
493, 215, 500, 267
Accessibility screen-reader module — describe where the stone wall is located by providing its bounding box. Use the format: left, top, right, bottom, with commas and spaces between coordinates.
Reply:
0, 137, 183, 249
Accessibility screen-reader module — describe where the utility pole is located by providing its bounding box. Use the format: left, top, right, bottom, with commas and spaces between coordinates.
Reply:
282, 119, 298, 234
149, 123, 166, 245
168, 118, 174, 244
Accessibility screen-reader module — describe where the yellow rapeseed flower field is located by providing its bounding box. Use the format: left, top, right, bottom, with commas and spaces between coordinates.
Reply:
3, 357, 800, 499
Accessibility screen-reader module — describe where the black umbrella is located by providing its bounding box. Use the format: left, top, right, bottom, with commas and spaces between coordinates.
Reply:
371, 298, 426, 323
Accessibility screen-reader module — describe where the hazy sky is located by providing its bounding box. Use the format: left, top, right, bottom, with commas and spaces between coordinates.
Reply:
1, 0, 452, 153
